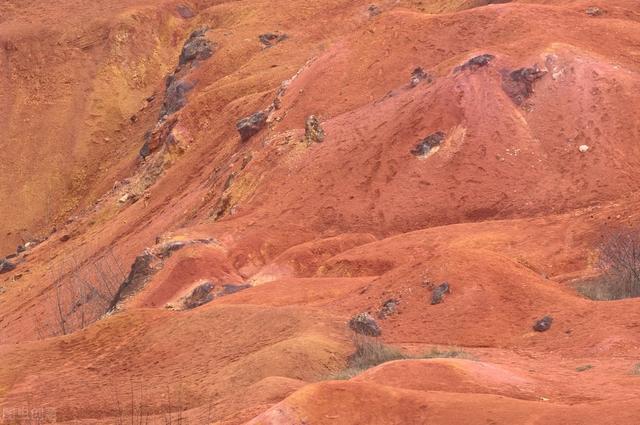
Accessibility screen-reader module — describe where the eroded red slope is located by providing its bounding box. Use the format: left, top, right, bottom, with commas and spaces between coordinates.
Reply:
1, 0, 640, 423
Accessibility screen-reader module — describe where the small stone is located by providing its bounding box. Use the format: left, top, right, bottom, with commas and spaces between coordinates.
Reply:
60, 234, 71, 242
534, 316, 553, 332
579, 145, 589, 153
0, 259, 16, 274
237, 111, 268, 141
585, 6, 603, 16
431, 282, 451, 305
368, 4, 381, 16
348, 312, 381, 336
304, 115, 325, 145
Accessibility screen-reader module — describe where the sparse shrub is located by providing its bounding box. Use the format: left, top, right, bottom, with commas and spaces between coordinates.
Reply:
577, 228, 640, 300
631, 363, 640, 376
420, 347, 475, 360
328, 335, 473, 380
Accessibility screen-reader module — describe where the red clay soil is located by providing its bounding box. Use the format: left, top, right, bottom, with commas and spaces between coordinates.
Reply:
1, 0, 640, 423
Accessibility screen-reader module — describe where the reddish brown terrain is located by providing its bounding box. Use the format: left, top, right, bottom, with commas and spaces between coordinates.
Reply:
1, 0, 640, 423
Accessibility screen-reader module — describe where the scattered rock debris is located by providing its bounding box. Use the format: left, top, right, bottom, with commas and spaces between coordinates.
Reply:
585, 6, 603, 16
410, 67, 432, 87
378, 298, 399, 319
411, 131, 446, 157
349, 312, 382, 336
304, 115, 325, 145
236, 111, 268, 141
0, 259, 16, 274
501, 65, 547, 105
179, 28, 213, 66
454, 54, 495, 73
534, 316, 553, 332
259, 33, 288, 47
431, 282, 451, 305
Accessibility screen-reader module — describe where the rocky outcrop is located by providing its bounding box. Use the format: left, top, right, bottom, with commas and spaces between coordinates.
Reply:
179, 28, 214, 66
454, 54, 495, 73
108, 238, 217, 311
175, 281, 250, 310
237, 111, 268, 141
348, 312, 382, 336
411, 131, 446, 157
160, 75, 194, 117
501, 65, 547, 105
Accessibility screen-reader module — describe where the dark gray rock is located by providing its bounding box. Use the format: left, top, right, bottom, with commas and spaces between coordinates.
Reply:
0, 259, 16, 274
236, 111, 267, 141
431, 282, 451, 305
411, 131, 446, 157
368, 4, 381, 16
349, 312, 382, 336
160, 76, 194, 117
534, 316, 553, 332
179, 29, 213, 66
454, 54, 495, 73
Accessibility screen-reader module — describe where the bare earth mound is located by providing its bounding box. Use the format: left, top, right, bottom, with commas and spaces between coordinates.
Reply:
1, 0, 640, 423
